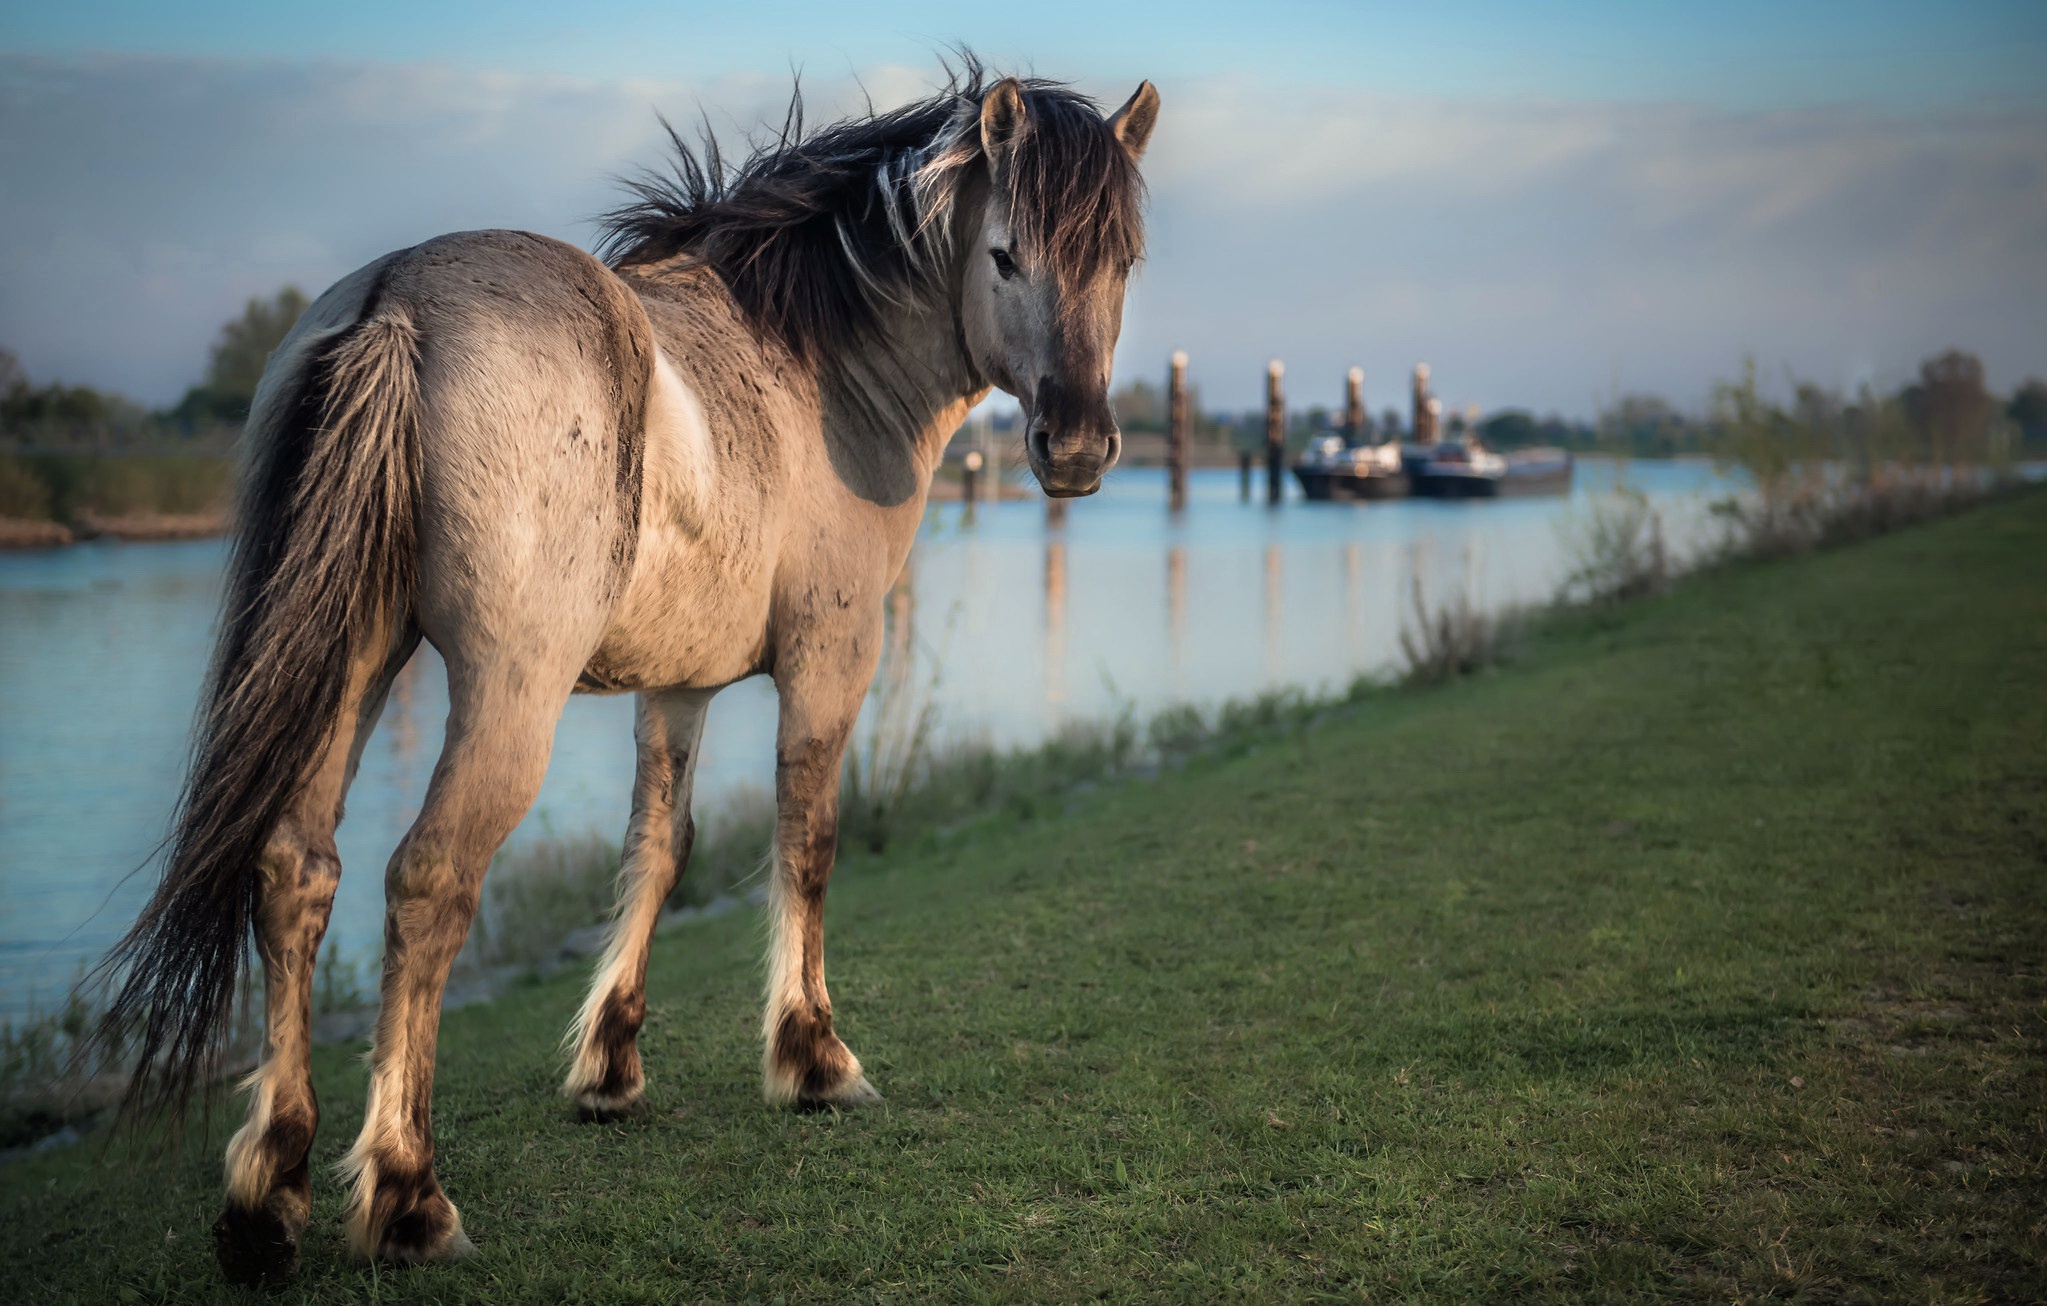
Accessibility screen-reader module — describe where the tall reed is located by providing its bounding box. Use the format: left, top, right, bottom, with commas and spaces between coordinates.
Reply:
1562, 483, 1670, 605
1398, 547, 1507, 686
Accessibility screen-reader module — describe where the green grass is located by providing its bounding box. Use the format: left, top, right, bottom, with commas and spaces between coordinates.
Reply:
6, 492, 2045, 1302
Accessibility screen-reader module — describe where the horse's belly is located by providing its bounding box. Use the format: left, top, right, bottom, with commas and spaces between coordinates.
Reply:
575, 531, 773, 693
576, 629, 765, 694
577, 595, 768, 693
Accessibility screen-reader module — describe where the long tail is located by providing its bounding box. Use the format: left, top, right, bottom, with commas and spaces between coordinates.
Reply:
94, 301, 422, 1123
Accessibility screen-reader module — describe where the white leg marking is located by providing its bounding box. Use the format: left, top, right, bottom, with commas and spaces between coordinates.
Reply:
223, 1063, 277, 1209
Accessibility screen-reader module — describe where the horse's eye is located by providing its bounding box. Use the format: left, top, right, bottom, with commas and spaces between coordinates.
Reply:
990, 247, 1018, 281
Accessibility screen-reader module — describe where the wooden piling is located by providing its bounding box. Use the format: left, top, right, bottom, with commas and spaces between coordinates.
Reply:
962, 448, 982, 511
1167, 350, 1190, 512
1345, 367, 1366, 446
1412, 363, 1437, 446
1265, 359, 1286, 504
1238, 449, 1253, 501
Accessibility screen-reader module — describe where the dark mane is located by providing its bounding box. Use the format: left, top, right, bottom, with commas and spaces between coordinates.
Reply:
597, 58, 1146, 364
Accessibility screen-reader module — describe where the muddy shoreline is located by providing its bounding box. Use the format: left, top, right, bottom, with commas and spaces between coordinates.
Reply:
0, 512, 228, 549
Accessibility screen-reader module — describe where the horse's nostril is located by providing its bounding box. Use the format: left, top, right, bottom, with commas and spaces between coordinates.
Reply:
1027, 427, 1051, 465
1103, 430, 1123, 471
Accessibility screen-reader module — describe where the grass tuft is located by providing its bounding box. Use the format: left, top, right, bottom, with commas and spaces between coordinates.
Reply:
1397, 549, 1513, 686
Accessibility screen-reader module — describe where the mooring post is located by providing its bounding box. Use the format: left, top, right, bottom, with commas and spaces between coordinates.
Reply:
1412, 362, 1437, 447
1345, 366, 1366, 446
1265, 359, 1286, 505
1167, 349, 1190, 513
1238, 450, 1252, 501
962, 448, 982, 513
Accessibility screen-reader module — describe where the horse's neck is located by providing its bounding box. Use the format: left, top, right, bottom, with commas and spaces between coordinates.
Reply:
825, 289, 987, 490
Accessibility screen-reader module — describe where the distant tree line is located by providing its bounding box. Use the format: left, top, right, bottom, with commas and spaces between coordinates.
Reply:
1108, 351, 2044, 463
0, 349, 159, 448
1479, 350, 2047, 462
164, 286, 311, 432
1109, 376, 1239, 445
2, 286, 309, 450
8, 293, 2043, 467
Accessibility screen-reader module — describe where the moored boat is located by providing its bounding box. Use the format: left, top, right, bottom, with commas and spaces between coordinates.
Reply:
1411, 441, 1574, 498
1293, 435, 1410, 500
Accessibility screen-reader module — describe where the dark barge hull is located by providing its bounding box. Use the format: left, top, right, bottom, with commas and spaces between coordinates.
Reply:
1294, 468, 1412, 501
1413, 459, 1574, 499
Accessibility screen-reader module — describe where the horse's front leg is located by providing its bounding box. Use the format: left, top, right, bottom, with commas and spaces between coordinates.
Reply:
762, 642, 884, 1109
563, 687, 712, 1118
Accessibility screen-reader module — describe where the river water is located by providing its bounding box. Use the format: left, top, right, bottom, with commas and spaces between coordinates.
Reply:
0, 458, 1732, 1019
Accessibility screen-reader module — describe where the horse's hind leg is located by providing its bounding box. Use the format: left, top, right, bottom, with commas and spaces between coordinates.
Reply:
339, 652, 577, 1263
563, 688, 712, 1118
214, 625, 418, 1286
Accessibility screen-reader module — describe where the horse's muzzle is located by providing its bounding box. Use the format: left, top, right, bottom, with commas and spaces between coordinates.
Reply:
1027, 426, 1122, 499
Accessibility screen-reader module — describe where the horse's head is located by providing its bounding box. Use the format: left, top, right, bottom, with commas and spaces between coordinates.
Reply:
960, 78, 1158, 498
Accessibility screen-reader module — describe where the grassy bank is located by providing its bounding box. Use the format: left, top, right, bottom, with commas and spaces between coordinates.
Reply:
6, 491, 2045, 1301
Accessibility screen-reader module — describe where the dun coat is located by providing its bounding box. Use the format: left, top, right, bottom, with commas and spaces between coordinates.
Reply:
91, 60, 1159, 1284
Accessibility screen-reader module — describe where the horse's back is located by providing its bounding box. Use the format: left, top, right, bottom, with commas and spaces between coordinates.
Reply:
385, 229, 654, 468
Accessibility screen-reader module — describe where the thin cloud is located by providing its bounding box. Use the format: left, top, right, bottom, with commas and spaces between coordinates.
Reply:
0, 53, 2040, 414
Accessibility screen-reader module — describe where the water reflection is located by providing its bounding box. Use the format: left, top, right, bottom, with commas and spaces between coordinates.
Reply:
0, 459, 1737, 1016
1263, 542, 1283, 679
1166, 544, 1187, 691
1044, 538, 1067, 711
1345, 542, 1366, 665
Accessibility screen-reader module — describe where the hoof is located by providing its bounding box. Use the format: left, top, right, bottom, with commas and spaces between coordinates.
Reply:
213, 1198, 302, 1287
574, 1092, 650, 1124
348, 1169, 474, 1265
375, 1214, 475, 1266
765, 1018, 880, 1111
797, 1073, 884, 1113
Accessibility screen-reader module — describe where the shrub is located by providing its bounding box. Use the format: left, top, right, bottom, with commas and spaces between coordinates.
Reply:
0, 455, 52, 519
0, 453, 233, 525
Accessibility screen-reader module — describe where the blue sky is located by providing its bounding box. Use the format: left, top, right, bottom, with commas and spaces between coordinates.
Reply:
8, 1, 2044, 106
2, 2, 2043, 414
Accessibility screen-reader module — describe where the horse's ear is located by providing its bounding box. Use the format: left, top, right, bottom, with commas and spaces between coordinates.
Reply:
980, 78, 1028, 174
1107, 81, 1160, 160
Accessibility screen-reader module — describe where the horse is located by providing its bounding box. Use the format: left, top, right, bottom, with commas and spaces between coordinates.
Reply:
93, 63, 1159, 1283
